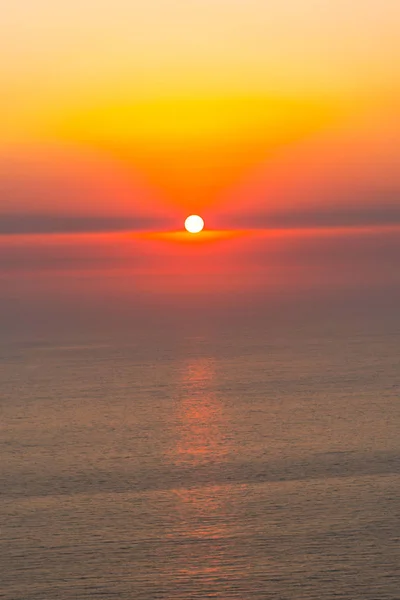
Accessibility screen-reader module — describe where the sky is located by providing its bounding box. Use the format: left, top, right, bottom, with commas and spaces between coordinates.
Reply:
1, 0, 400, 335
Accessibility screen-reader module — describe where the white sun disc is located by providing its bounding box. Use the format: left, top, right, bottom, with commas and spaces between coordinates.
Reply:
185, 215, 204, 234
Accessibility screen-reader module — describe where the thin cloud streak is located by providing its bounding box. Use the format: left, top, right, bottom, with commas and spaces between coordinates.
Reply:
217, 201, 400, 230
0, 213, 174, 235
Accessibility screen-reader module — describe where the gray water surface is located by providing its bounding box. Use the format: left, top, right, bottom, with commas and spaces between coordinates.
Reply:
1, 328, 399, 598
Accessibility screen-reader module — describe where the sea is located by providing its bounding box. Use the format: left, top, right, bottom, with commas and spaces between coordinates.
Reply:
1, 321, 399, 599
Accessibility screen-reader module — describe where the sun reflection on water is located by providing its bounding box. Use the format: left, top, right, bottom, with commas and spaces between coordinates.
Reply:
173, 357, 230, 467
164, 356, 244, 593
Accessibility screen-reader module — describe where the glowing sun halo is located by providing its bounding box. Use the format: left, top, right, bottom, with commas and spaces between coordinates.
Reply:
185, 215, 204, 234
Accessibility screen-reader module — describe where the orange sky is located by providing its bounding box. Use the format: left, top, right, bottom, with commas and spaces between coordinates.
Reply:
1, 0, 399, 330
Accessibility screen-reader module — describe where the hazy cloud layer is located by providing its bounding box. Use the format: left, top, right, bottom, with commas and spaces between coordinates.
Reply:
219, 201, 400, 230
0, 213, 172, 235
2, 199, 400, 236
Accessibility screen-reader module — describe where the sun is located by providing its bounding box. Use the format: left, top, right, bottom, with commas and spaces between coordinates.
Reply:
185, 215, 204, 234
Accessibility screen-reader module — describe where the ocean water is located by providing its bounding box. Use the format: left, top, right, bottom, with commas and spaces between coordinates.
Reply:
1, 325, 399, 599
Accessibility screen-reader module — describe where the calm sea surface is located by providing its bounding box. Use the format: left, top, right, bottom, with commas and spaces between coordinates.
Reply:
1, 326, 399, 599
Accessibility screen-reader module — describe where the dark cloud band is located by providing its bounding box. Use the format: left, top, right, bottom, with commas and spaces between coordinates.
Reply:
0, 213, 171, 235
